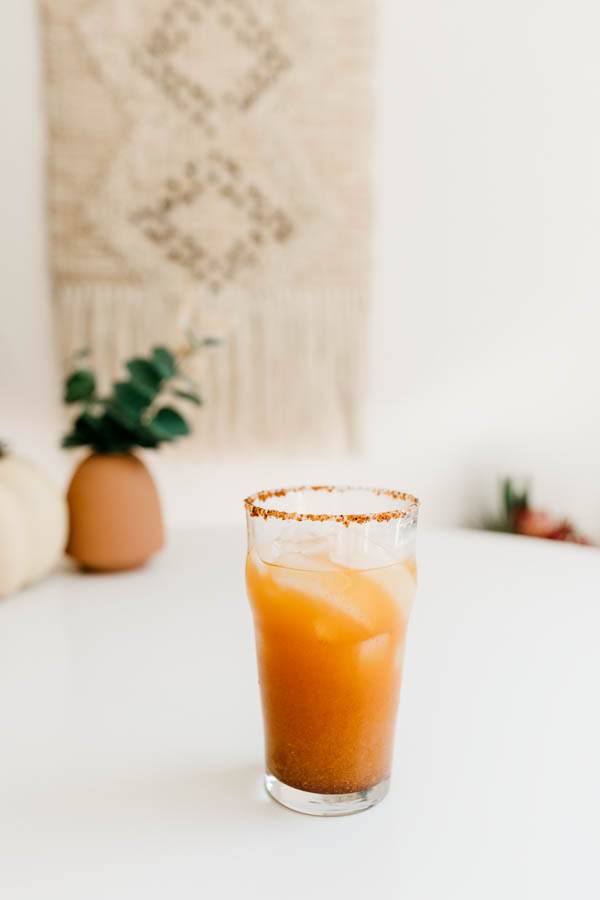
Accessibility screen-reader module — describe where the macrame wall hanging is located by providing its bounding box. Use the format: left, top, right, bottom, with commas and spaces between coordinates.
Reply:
41, 0, 374, 452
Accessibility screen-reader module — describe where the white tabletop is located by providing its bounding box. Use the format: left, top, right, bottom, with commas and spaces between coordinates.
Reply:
0, 527, 598, 900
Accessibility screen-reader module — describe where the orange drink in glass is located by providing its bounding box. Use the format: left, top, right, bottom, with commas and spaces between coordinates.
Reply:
244, 486, 419, 816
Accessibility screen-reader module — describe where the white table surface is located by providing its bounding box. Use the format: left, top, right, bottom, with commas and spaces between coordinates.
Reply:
0, 527, 598, 900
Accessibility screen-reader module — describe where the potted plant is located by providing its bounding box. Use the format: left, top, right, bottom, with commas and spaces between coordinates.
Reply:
62, 337, 214, 572
485, 478, 592, 545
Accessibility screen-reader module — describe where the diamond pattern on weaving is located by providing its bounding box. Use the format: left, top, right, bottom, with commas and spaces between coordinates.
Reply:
129, 150, 293, 293
132, 0, 291, 137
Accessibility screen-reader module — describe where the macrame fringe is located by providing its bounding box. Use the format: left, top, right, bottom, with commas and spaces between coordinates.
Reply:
57, 286, 365, 454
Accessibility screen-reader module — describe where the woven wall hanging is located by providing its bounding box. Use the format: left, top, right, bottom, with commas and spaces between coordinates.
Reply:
41, 0, 374, 451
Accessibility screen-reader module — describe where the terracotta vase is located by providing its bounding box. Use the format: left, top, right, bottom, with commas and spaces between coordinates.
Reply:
66, 453, 164, 572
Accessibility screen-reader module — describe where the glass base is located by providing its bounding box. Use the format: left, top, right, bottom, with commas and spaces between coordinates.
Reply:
264, 772, 390, 817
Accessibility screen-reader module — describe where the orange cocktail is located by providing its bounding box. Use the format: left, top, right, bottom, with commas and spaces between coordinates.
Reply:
244, 486, 419, 816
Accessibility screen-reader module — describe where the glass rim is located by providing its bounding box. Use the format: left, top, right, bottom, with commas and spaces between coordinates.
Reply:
244, 485, 419, 525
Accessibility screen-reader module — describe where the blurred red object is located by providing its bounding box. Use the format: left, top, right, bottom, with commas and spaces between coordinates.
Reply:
513, 508, 592, 545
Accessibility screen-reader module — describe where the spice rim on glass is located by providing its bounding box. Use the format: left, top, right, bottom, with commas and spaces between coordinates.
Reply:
244, 486, 419, 816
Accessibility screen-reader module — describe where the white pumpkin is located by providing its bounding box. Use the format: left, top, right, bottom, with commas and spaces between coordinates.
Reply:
0, 449, 68, 598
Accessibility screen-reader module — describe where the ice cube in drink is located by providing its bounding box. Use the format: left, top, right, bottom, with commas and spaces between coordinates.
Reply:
246, 538, 417, 795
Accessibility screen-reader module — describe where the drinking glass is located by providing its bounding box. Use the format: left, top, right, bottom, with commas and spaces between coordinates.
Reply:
244, 485, 419, 816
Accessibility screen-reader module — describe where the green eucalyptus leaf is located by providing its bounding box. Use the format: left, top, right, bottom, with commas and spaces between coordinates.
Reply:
113, 381, 151, 421
148, 406, 190, 440
502, 479, 513, 512
64, 370, 96, 404
105, 406, 160, 449
172, 389, 202, 406
62, 414, 92, 448
64, 409, 138, 454
62, 431, 87, 448
126, 359, 163, 396
97, 412, 138, 453
104, 407, 153, 455
152, 346, 176, 379
105, 403, 138, 432
133, 425, 160, 449
71, 412, 111, 452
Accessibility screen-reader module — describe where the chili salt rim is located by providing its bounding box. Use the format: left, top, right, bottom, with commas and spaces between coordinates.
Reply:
243, 485, 419, 525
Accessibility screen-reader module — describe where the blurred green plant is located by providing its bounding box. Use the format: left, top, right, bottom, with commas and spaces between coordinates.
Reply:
62, 335, 218, 454
485, 478, 529, 533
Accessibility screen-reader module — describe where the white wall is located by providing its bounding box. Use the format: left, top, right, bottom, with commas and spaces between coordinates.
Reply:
0, 1, 62, 481
371, 0, 600, 535
1, 1, 599, 536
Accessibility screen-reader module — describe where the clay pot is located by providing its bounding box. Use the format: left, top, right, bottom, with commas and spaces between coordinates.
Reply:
66, 453, 164, 572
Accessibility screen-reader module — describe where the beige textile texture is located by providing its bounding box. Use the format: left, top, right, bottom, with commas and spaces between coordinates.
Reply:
41, 0, 374, 452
